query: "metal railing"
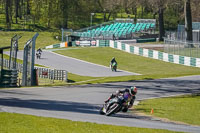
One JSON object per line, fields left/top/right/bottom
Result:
{"left": 166, "top": 30, "right": 200, "bottom": 43}
{"left": 0, "top": 58, "right": 68, "bottom": 82}
{"left": 164, "top": 38, "right": 200, "bottom": 58}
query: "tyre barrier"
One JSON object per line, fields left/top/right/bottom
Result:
{"left": 0, "top": 69, "right": 18, "bottom": 87}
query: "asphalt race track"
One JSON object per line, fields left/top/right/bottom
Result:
{"left": 0, "top": 75, "right": 200, "bottom": 132}
{"left": 2, "top": 50, "right": 200, "bottom": 132}
{"left": 5, "top": 50, "right": 140, "bottom": 77}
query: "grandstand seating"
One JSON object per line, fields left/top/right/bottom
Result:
{"left": 73, "top": 20, "right": 156, "bottom": 40}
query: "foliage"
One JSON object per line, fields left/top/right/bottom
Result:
{"left": 0, "top": 0, "right": 199, "bottom": 31}
{"left": 0, "top": 31, "right": 60, "bottom": 50}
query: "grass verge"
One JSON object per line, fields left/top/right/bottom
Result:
{"left": 0, "top": 31, "right": 60, "bottom": 50}
{"left": 54, "top": 47, "right": 200, "bottom": 78}
{"left": 0, "top": 112, "right": 182, "bottom": 133}
{"left": 134, "top": 94, "right": 200, "bottom": 126}
{"left": 2, "top": 46, "right": 200, "bottom": 86}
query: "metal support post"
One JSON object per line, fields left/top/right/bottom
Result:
{"left": 31, "top": 33, "right": 39, "bottom": 86}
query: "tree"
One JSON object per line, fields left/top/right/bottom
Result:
{"left": 5, "top": 0, "right": 11, "bottom": 29}
{"left": 185, "top": 0, "right": 193, "bottom": 41}
{"left": 97, "top": 0, "right": 122, "bottom": 22}
{"left": 149, "top": 0, "right": 169, "bottom": 41}
{"left": 15, "top": 0, "right": 20, "bottom": 24}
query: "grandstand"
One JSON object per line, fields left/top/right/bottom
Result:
{"left": 71, "top": 19, "right": 156, "bottom": 41}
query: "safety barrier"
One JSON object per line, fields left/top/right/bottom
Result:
{"left": 45, "top": 42, "right": 67, "bottom": 49}
{"left": 109, "top": 40, "right": 200, "bottom": 68}
{"left": 0, "top": 58, "right": 68, "bottom": 82}
{"left": 0, "top": 69, "right": 18, "bottom": 87}
{"left": 45, "top": 39, "right": 200, "bottom": 68}
{"left": 35, "top": 67, "right": 67, "bottom": 81}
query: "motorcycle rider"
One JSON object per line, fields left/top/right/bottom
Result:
{"left": 37, "top": 47, "right": 42, "bottom": 54}
{"left": 110, "top": 57, "right": 117, "bottom": 70}
{"left": 36, "top": 48, "right": 42, "bottom": 59}
{"left": 105, "top": 86, "right": 137, "bottom": 112}
{"left": 110, "top": 57, "right": 117, "bottom": 66}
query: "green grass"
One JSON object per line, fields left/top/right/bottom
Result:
{"left": 0, "top": 31, "right": 60, "bottom": 50}
{"left": 2, "top": 46, "right": 200, "bottom": 85}
{"left": 166, "top": 48, "right": 200, "bottom": 58}
{"left": 54, "top": 47, "right": 200, "bottom": 78}
{"left": 143, "top": 41, "right": 164, "bottom": 44}
{"left": 135, "top": 94, "right": 200, "bottom": 125}
{"left": 0, "top": 112, "right": 182, "bottom": 133}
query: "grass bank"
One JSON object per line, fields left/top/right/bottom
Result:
{"left": 135, "top": 94, "right": 200, "bottom": 126}
{"left": 0, "top": 31, "right": 60, "bottom": 50}
{"left": 2, "top": 46, "right": 200, "bottom": 86}
{"left": 0, "top": 112, "right": 182, "bottom": 133}
{"left": 55, "top": 47, "right": 200, "bottom": 79}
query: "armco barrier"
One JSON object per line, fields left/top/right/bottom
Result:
{"left": 109, "top": 40, "right": 200, "bottom": 68}
{"left": 46, "top": 41, "right": 98, "bottom": 49}
{"left": 136, "top": 38, "right": 156, "bottom": 43}
{"left": 45, "top": 42, "right": 66, "bottom": 49}
{"left": 98, "top": 40, "right": 110, "bottom": 47}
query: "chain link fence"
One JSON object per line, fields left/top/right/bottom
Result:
{"left": 164, "top": 38, "right": 200, "bottom": 58}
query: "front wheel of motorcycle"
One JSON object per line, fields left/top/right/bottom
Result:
{"left": 99, "top": 107, "right": 105, "bottom": 115}
{"left": 106, "top": 103, "right": 120, "bottom": 116}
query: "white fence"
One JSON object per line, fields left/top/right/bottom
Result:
{"left": 0, "top": 58, "right": 68, "bottom": 82}
{"left": 109, "top": 40, "right": 200, "bottom": 68}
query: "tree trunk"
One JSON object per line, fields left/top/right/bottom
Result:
{"left": 5, "top": 0, "right": 11, "bottom": 29}
{"left": 19, "top": 0, "right": 23, "bottom": 19}
{"left": 9, "top": 1, "right": 13, "bottom": 24}
{"left": 185, "top": 0, "right": 193, "bottom": 41}
{"left": 159, "top": 8, "right": 165, "bottom": 41}
{"left": 104, "top": 12, "right": 106, "bottom": 22}
{"left": 59, "top": 0, "right": 68, "bottom": 28}
{"left": 141, "top": 6, "right": 144, "bottom": 19}
{"left": 15, "top": 0, "right": 19, "bottom": 23}
{"left": 107, "top": 12, "right": 112, "bottom": 21}
{"left": 47, "top": 0, "right": 53, "bottom": 28}
{"left": 27, "top": 0, "right": 30, "bottom": 15}
{"left": 124, "top": 0, "right": 129, "bottom": 14}
{"left": 132, "top": 7, "right": 137, "bottom": 23}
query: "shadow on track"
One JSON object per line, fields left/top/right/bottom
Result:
{"left": 0, "top": 97, "right": 157, "bottom": 121}
{"left": 77, "top": 79, "right": 200, "bottom": 95}
{"left": 0, "top": 98, "right": 100, "bottom": 115}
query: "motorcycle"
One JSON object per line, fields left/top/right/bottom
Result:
{"left": 111, "top": 62, "right": 117, "bottom": 72}
{"left": 36, "top": 52, "right": 41, "bottom": 59}
{"left": 99, "top": 92, "right": 131, "bottom": 116}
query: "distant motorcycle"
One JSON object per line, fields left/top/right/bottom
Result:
{"left": 111, "top": 62, "right": 117, "bottom": 72}
{"left": 99, "top": 92, "right": 131, "bottom": 116}
{"left": 36, "top": 52, "right": 41, "bottom": 59}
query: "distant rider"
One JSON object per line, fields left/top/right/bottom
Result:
{"left": 110, "top": 57, "right": 117, "bottom": 67}
{"left": 105, "top": 86, "right": 137, "bottom": 112}
{"left": 36, "top": 48, "right": 42, "bottom": 59}
{"left": 37, "top": 48, "right": 42, "bottom": 54}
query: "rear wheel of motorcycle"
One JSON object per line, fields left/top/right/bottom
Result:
{"left": 106, "top": 103, "right": 120, "bottom": 116}
{"left": 122, "top": 107, "right": 128, "bottom": 112}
